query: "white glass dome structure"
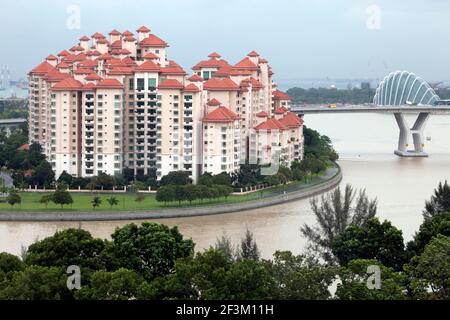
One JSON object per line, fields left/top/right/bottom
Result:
{"left": 373, "top": 71, "right": 439, "bottom": 106}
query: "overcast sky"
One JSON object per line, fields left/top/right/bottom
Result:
{"left": 1, "top": 0, "right": 450, "bottom": 83}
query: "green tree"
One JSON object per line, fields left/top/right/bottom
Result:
{"left": 28, "top": 142, "right": 45, "bottom": 167}
{"left": 423, "top": 181, "right": 450, "bottom": 220}
{"left": 0, "top": 252, "right": 24, "bottom": 274}
{"left": 0, "top": 266, "right": 68, "bottom": 300}
{"left": 109, "top": 223, "right": 194, "bottom": 281}
{"left": 332, "top": 218, "right": 407, "bottom": 271}
{"left": 106, "top": 196, "right": 119, "bottom": 209}
{"left": 335, "top": 259, "right": 407, "bottom": 300}
{"left": 266, "top": 251, "right": 335, "bottom": 300}
{"left": 39, "top": 194, "right": 53, "bottom": 208}
{"left": 91, "top": 196, "right": 102, "bottom": 209}
{"left": 237, "top": 229, "right": 260, "bottom": 261}
{"left": 174, "top": 185, "right": 186, "bottom": 205}
{"left": 406, "top": 235, "right": 450, "bottom": 299}
{"left": 278, "top": 166, "right": 292, "bottom": 182}
{"left": 160, "top": 171, "right": 192, "bottom": 186}
{"left": 183, "top": 184, "right": 197, "bottom": 204}
{"left": 156, "top": 185, "right": 176, "bottom": 204}
{"left": 74, "top": 268, "right": 147, "bottom": 300}
{"left": 212, "top": 172, "right": 231, "bottom": 186}
{"left": 301, "top": 184, "right": 377, "bottom": 264}
{"left": 30, "top": 160, "right": 55, "bottom": 188}
{"left": 6, "top": 191, "right": 21, "bottom": 208}
{"left": 406, "top": 213, "right": 450, "bottom": 258}
{"left": 132, "top": 181, "right": 146, "bottom": 193}
{"left": 198, "top": 172, "right": 214, "bottom": 186}
{"left": 24, "top": 228, "right": 106, "bottom": 271}
{"left": 57, "top": 171, "right": 73, "bottom": 187}
{"left": 52, "top": 184, "right": 73, "bottom": 209}
{"left": 215, "top": 234, "right": 235, "bottom": 261}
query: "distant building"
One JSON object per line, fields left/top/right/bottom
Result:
{"left": 28, "top": 26, "right": 304, "bottom": 182}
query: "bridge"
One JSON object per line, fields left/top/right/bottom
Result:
{"left": 0, "top": 118, "right": 27, "bottom": 136}
{"left": 291, "top": 71, "right": 450, "bottom": 158}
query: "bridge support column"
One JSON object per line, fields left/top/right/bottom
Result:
{"left": 393, "top": 112, "right": 429, "bottom": 157}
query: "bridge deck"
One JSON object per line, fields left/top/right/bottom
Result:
{"left": 292, "top": 104, "right": 450, "bottom": 115}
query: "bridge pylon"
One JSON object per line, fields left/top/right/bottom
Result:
{"left": 393, "top": 112, "right": 429, "bottom": 157}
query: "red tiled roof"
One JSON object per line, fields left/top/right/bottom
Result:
{"left": 111, "top": 40, "right": 122, "bottom": 49}
{"left": 84, "top": 74, "right": 102, "bottom": 81}
{"left": 207, "top": 98, "right": 221, "bottom": 106}
{"left": 106, "top": 66, "right": 135, "bottom": 75}
{"left": 73, "top": 68, "right": 94, "bottom": 75}
{"left": 183, "top": 83, "right": 200, "bottom": 93}
{"left": 44, "top": 69, "right": 71, "bottom": 83}
{"left": 70, "top": 45, "right": 84, "bottom": 52}
{"left": 203, "top": 106, "right": 239, "bottom": 123}
{"left": 96, "top": 38, "right": 109, "bottom": 45}
{"left": 188, "top": 74, "right": 204, "bottom": 82}
{"left": 97, "top": 53, "right": 113, "bottom": 61}
{"left": 140, "top": 34, "right": 168, "bottom": 47}
{"left": 95, "top": 78, "right": 124, "bottom": 89}
{"left": 52, "top": 77, "right": 83, "bottom": 91}
{"left": 109, "top": 29, "right": 121, "bottom": 35}
{"left": 248, "top": 51, "right": 260, "bottom": 57}
{"left": 135, "top": 60, "right": 161, "bottom": 72}
{"left": 274, "top": 106, "right": 289, "bottom": 114}
{"left": 234, "top": 57, "right": 258, "bottom": 70}
{"left": 273, "top": 90, "right": 291, "bottom": 101}
{"left": 203, "top": 78, "right": 239, "bottom": 91}
{"left": 46, "top": 54, "right": 58, "bottom": 61}
{"left": 192, "top": 57, "right": 230, "bottom": 71}
{"left": 82, "top": 82, "right": 96, "bottom": 91}
{"left": 18, "top": 144, "right": 30, "bottom": 151}
{"left": 122, "top": 30, "right": 133, "bottom": 37}
{"left": 78, "top": 59, "right": 98, "bottom": 68}
{"left": 254, "top": 117, "right": 287, "bottom": 131}
{"left": 143, "top": 52, "right": 158, "bottom": 59}
{"left": 161, "top": 61, "right": 186, "bottom": 75}
{"left": 157, "top": 79, "right": 184, "bottom": 90}
{"left": 256, "top": 111, "right": 268, "bottom": 118}
{"left": 121, "top": 57, "right": 137, "bottom": 67}
{"left": 91, "top": 32, "right": 105, "bottom": 39}
{"left": 259, "top": 58, "right": 268, "bottom": 64}
{"left": 279, "top": 112, "right": 304, "bottom": 128}
{"left": 56, "top": 62, "right": 71, "bottom": 69}
{"left": 79, "top": 36, "right": 90, "bottom": 41}
{"left": 208, "top": 52, "right": 221, "bottom": 59}
{"left": 58, "top": 50, "right": 70, "bottom": 57}
{"left": 86, "top": 50, "right": 101, "bottom": 56}
{"left": 29, "top": 61, "right": 55, "bottom": 76}
{"left": 124, "top": 36, "right": 136, "bottom": 42}
{"left": 137, "top": 26, "right": 151, "bottom": 33}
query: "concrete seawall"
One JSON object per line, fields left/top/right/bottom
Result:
{"left": 0, "top": 166, "right": 342, "bottom": 222}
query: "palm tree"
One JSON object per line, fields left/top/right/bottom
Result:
{"left": 91, "top": 196, "right": 102, "bottom": 209}
{"left": 300, "top": 184, "right": 377, "bottom": 264}
{"left": 106, "top": 196, "right": 119, "bottom": 209}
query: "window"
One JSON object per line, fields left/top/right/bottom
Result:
{"left": 148, "top": 78, "right": 156, "bottom": 89}
{"left": 137, "top": 78, "right": 145, "bottom": 91}
{"left": 129, "top": 78, "right": 134, "bottom": 90}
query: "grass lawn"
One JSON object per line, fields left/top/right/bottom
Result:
{"left": 0, "top": 168, "right": 336, "bottom": 212}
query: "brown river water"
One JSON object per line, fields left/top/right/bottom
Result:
{"left": 1, "top": 113, "right": 450, "bottom": 258}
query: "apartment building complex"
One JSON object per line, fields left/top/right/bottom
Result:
{"left": 28, "top": 26, "right": 304, "bottom": 183}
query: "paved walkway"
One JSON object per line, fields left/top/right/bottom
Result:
{"left": 0, "top": 166, "right": 342, "bottom": 221}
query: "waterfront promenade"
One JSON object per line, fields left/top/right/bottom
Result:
{"left": 0, "top": 166, "right": 341, "bottom": 222}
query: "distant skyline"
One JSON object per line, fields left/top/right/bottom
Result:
{"left": 2, "top": 0, "right": 450, "bottom": 83}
